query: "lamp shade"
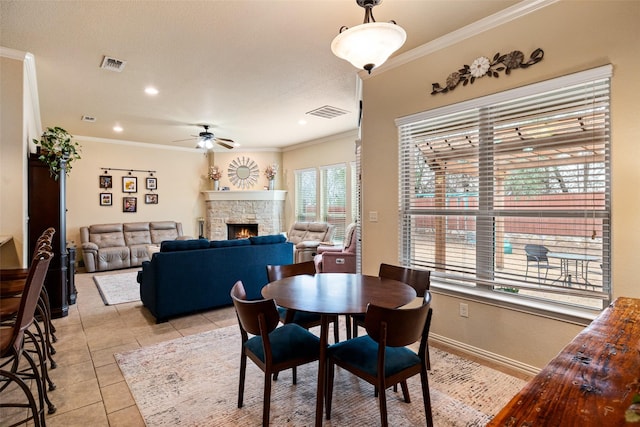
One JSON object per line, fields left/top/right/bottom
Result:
{"left": 331, "top": 21, "right": 406, "bottom": 72}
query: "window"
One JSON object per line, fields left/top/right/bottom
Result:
{"left": 321, "top": 164, "right": 347, "bottom": 241}
{"left": 295, "top": 163, "right": 354, "bottom": 244}
{"left": 397, "top": 66, "right": 612, "bottom": 312}
{"left": 295, "top": 168, "right": 317, "bottom": 222}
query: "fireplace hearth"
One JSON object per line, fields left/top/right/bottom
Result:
{"left": 227, "top": 223, "right": 258, "bottom": 240}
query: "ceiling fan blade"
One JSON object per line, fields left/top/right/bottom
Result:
{"left": 173, "top": 137, "right": 197, "bottom": 143}
{"left": 216, "top": 140, "right": 234, "bottom": 150}
{"left": 215, "top": 137, "right": 234, "bottom": 143}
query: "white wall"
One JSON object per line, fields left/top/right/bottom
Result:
{"left": 360, "top": 0, "right": 640, "bottom": 369}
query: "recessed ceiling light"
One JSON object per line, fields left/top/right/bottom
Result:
{"left": 144, "top": 86, "right": 159, "bottom": 95}
{"left": 298, "top": 119, "right": 307, "bottom": 126}
{"left": 113, "top": 125, "right": 123, "bottom": 132}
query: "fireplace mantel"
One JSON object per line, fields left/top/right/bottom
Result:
{"left": 202, "top": 190, "right": 286, "bottom": 201}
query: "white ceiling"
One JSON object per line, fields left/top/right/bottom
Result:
{"left": 1, "top": 0, "right": 521, "bottom": 151}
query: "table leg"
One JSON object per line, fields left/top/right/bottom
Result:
{"left": 316, "top": 314, "right": 329, "bottom": 426}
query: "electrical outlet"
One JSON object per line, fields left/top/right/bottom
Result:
{"left": 459, "top": 303, "right": 469, "bottom": 318}
{"left": 369, "top": 211, "right": 378, "bottom": 222}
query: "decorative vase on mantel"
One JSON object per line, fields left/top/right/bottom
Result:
{"left": 213, "top": 180, "right": 220, "bottom": 191}
{"left": 268, "top": 179, "right": 274, "bottom": 191}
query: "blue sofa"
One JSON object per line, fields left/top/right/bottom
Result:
{"left": 137, "top": 235, "right": 293, "bottom": 322}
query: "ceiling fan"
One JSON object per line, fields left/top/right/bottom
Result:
{"left": 176, "top": 125, "right": 235, "bottom": 150}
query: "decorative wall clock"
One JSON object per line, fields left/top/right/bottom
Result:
{"left": 228, "top": 156, "right": 259, "bottom": 189}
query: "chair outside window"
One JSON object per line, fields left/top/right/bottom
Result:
{"left": 524, "top": 244, "right": 559, "bottom": 283}
{"left": 326, "top": 293, "right": 434, "bottom": 427}
{"left": 230, "top": 281, "right": 321, "bottom": 426}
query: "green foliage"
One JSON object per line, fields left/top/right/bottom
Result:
{"left": 33, "top": 126, "right": 81, "bottom": 180}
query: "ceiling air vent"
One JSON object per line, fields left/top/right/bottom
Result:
{"left": 306, "top": 105, "right": 349, "bottom": 119}
{"left": 81, "top": 115, "right": 96, "bottom": 122}
{"left": 100, "top": 56, "right": 127, "bottom": 72}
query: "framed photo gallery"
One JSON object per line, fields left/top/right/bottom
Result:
{"left": 99, "top": 171, "right": 158, "bottom": 211}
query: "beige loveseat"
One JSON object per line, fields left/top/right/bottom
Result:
{"left": 287, "top": 221, "right": 335, "bottom": 263}
{"left": 80, "top": 221, "right": 188, "bottom": 272}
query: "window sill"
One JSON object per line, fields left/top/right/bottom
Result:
{"left": 430, "top": 277, "right": 601, "bottom": 327}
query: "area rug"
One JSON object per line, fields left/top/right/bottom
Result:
{"left": 93, "top": 271, "right": 141, "bottom": 305}
{"left": 115, "top": 325, "right": 526, "bottom": 426}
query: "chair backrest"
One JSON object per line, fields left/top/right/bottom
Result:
{"left": 378, "top": 263, "right": 431, "bottom": 297}
{"left": 342, "top": 223, "right": 357, "bottom": 254}
{"left": 364, "top": 296, "right": 431, "bottom": 348}
{"left": 524, "top": 244, "right": 549, "bottom": 261}
{"left": 266, "top": 261, "right": 316, "bottom": 282}
{"left": 7, "top": 251, "right": 53, "bottom": 354}
{"left": 230, "top": 280, "right": 280, "bottom": 337}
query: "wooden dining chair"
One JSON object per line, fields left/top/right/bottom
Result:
{"left": 0, "top": 250, "right": 54, "bottom": 427}
{"left": 326, "top": 293, "right": 434, "bottom": 427}
{"left": 352, "top": 263, "right": 431, "bottom": 338}
{"left": 230, "top": 281, "right": 321, "bottom": 427}
{"left": 266, "top": 261, "right": 342, "bottom": 343}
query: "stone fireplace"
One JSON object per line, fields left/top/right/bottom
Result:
{"left": 202, "top": 190, "right": 286, "bottom": 240}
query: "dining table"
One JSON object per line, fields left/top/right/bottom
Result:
{"left": 547, "top": 252, "right": 600, "bottom": 288}
{"left": 261, "top": 272, "right": 417, "bottom": 427}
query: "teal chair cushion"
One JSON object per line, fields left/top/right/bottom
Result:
{"left": 328, "top": 335, "right": 420, "bottom": 377}
{"left": 245, "top": 323, "right": 320, "bottom": 364}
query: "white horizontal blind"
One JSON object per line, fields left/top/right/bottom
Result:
{"left": 321, "top": 164, "right": 347, "bottom": 242}
{"left": 398, "top": 67, "right": 611, "bottom": 310}
{"left": 295, "top": 168, "right": 317, "bottom": 222}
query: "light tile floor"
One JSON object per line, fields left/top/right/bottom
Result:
{"left": 5, "top": 268, "right": 531, "bottom": 426}
{"left": 29, "top": 268, "right": 237, "bottom": 426}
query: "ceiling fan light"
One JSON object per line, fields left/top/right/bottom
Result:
{"left": 331, "top": 21, "right": 406, "bottom": 73}
{"left": 204, "top": 139, "right": 214, "bottom": 150}
{"left": 196, "top": 138, "right": 205, "bottom": 149}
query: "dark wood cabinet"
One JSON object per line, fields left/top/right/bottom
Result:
{"left": 28, "top": 154, "right": 76, "bottom": 318}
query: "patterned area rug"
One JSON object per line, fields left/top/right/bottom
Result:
{"left": 115, "top": 325, "right": 525, "bottom": 426}
{"left": 93, "top": 271, "right": 141, "bottom": 305}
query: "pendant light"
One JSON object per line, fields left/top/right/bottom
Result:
{"left": 331, "top": 0, "right": 406, "bottom": 74}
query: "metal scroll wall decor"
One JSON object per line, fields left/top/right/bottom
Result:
{"left": 431, "top": 48, "right": 544, "bottom": 95}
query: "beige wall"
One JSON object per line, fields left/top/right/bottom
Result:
{"left": 0, "top": 56, "right": 26, "bottom": 267}
{"left": 210, "top": 150, "right": 282, "bottom": 192}
{"left": 360, "top": 1, "right": 640, "bottom": 368}
{"left": 282, "top": 130, "right": 358, "bottom": 229}
{"left": 67, "top": 138, "right": 209, "bottom": 261}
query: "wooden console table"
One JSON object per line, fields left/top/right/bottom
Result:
{"left": 489, "top": 297, "right": 640, "bottom": 426}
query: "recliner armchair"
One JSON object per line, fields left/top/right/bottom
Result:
{"left": 314, "top": 223, "right": 357, "bottom": 273}
{"left": 286, "top": 221, "right": 335, "bottom": 263}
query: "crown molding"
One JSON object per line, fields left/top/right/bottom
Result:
{"left": 363, "top": 0, "right": 560, "bottom": 78}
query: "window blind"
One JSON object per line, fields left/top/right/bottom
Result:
{"left": 295, "top": 168, "right": 317, "bottom": 222}
{"left": 397, "top": 66, "right": 612, "bottom": 311}
{"left": 321, "top": 164, "right": 347, "bottom": 242}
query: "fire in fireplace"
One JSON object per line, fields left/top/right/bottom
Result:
{"left": 227, "top": 223, "right": 258, "bottom": 240}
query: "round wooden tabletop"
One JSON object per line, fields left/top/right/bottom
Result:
{"left": 261, "top": 273, "right": 417, "bottom": 315}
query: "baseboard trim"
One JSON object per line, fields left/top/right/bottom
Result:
{"left": 430, "top": 333, "right": 540, "bottom": 377}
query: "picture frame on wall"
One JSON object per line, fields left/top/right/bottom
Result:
{"left": 146, "top": 177, "right": 157, "bottom": 190}
{"left": 145, "top": 193, "right": 158, "bottom": 204}
{"left": 99, "top": 192, "right": 112, "bottom": 206}
{"left": 122, "top": 176, "right": 137, "bottom": 193}
{"left": 123, "top": 196, "right": 137, "bottom": 212}
{"left": 99, "top": 175, "right": 113, "bottom": 189}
